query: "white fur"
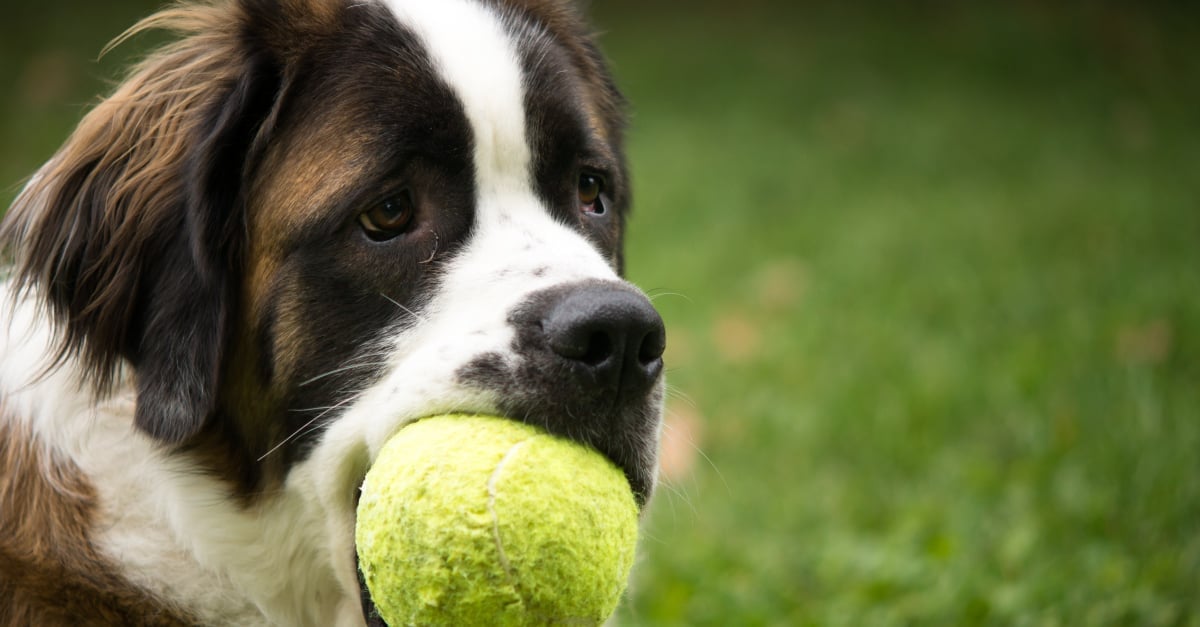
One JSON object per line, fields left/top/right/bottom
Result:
{"left": 1, "top": 1, "right": 638, "bottom": 625}
{"left": 383, "top": 0, "right": 532, "bottom": 199}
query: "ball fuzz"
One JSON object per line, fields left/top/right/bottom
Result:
{"left": 355, "top": 414, "right": 639, "bottom": 626}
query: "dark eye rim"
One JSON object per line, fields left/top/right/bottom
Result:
{"left": 579, "top": 171, "right": 606, "bottom": 215}
{"left": 358, "top": 189, "right": 417, "bottom": 242}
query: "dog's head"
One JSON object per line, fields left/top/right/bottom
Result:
{"left": 4, "top": 0, "right": 662, "bottom": 535}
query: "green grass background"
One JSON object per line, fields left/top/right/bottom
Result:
{"left": 4, "top": 1, "right": 1199, "bottom": 625}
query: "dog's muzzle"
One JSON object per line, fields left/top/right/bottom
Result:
{"left": 457, "top": 279, "right": 666, "bottom": 505}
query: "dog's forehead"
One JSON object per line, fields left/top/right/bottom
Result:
{"left": 250, "top": 0, "right": 604, "bottom": 238}
{"left": 383, "top": 0, "right": 533, "bottom": 201}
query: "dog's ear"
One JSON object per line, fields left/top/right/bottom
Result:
{"left": 0, "top": 4, "right": 288, "bottom": 444}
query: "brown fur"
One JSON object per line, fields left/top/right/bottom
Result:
{"left": 0, "top": 0, "right": 338, "bottom": 478}
{"left": 3, "top": 3, "right": 244, "bottom": 394}
{"left": 0, "top": 420, "right": 194, "bottom": 626}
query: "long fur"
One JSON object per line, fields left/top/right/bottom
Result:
{"left": 2, "top": 2, "right": 283, "bottom": 444}
{"left": 0, "top": 1, "right": 660, "bottom": 624}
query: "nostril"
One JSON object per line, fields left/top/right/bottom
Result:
{"left": 581, "top": 330, "right": 614, "bottom": 367}
{"left": 638, "top": 328, "right": 666, "bottom": 366}
{"left": 546, "top": 322, "right": 614, "bottom": 366}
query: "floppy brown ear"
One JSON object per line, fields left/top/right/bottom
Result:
{"left": 0, "top": 4, "right": 285, "bottom": 444}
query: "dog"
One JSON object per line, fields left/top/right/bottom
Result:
{"left": 0, "top": 0, "right": 665, "bottom": 624}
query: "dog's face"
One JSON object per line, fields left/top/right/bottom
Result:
{"left": 232, "top": 0, "right": 665, "bottom": 501}
{"left": 218, "top": 0, "right": 667, "bottom": 497}
{"left": 2, "top": 0, "right": 663, "bottom": 599}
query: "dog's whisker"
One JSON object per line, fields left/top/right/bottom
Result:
{"left": 380, "top": 292, "right": 428, "bottom": 324}
{"left": 256, "top": 422, "right": 320, "bottom": 463}
{"left": 688, "top": 442, "right": 730, "bottom": 497}
{"left": 665, "top": 384, "right": 697, "bottom": 408}
{"left": 257, "top": 396, "right": 356, "bottom": 462}
{"left": 656, "top": 475, "right": 699, "bottom": 519}
{"left": 298, "top": 361, "right": 388, "bottom": 388}
{"left": 645, "top": 289, "right": 692, "bottom": 304}
{"left": 289, "top": 422, "right": 332, "bottom": 450}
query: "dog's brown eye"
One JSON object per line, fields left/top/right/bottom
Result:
{"left": 579, "top": 173, "right": 604, "bottom": 215}
{"left": 359, "top": 190, "right": 416, "bottom": 241}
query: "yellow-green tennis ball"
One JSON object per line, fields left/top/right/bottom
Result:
{"left": 355, "top": 414, "right": 639, "bottom": 626}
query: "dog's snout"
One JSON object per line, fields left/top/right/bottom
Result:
{"left": 458, "top": 279, "right": 667, "bottom": 502}
{"left": 543, "top": 286, "right": 665, "bottom": 398}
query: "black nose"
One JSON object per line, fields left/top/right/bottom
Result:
{"left": 542, "top": 284, "right": 666, "bottom": 400}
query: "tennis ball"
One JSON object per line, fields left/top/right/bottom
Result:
{"left": 355, "top": 414, "right": 639, "bottom": 626}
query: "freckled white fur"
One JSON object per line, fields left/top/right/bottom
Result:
{"left": 1, "top": 2, "right": 646, "bottom": 625}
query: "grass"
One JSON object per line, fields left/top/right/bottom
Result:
{"left": 5, "top": 1, "right": 1200, "bottom": 625}
{"left": 590, "top": 2, "right": 1200, "bottom": 625}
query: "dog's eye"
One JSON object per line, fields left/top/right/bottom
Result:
{"left": 579, "top": 173, "right": 605, "bottom": 215}
{"left": 359, "top": 190, "right": 416, "bottom": 241}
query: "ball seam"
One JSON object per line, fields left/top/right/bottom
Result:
{"left": 486, "top": 436, "right": 534, "bottom": 582}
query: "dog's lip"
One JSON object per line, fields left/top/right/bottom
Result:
{"left": 355, "top": 551, "right": 385, "bottom": 626}
{"left": 352, "top": 468, "right": 388, "bottom": 625}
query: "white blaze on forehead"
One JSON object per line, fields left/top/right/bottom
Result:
{"left": 383, "top": 0, "right": 532, "bottom": 200}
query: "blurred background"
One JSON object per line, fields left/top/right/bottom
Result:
{"left": 4, "top": 1, "right": 1199, "bottom": 624}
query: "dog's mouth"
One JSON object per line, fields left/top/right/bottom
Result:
{"left": 348, "top": 407, "right": 655, "bottom": 625}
